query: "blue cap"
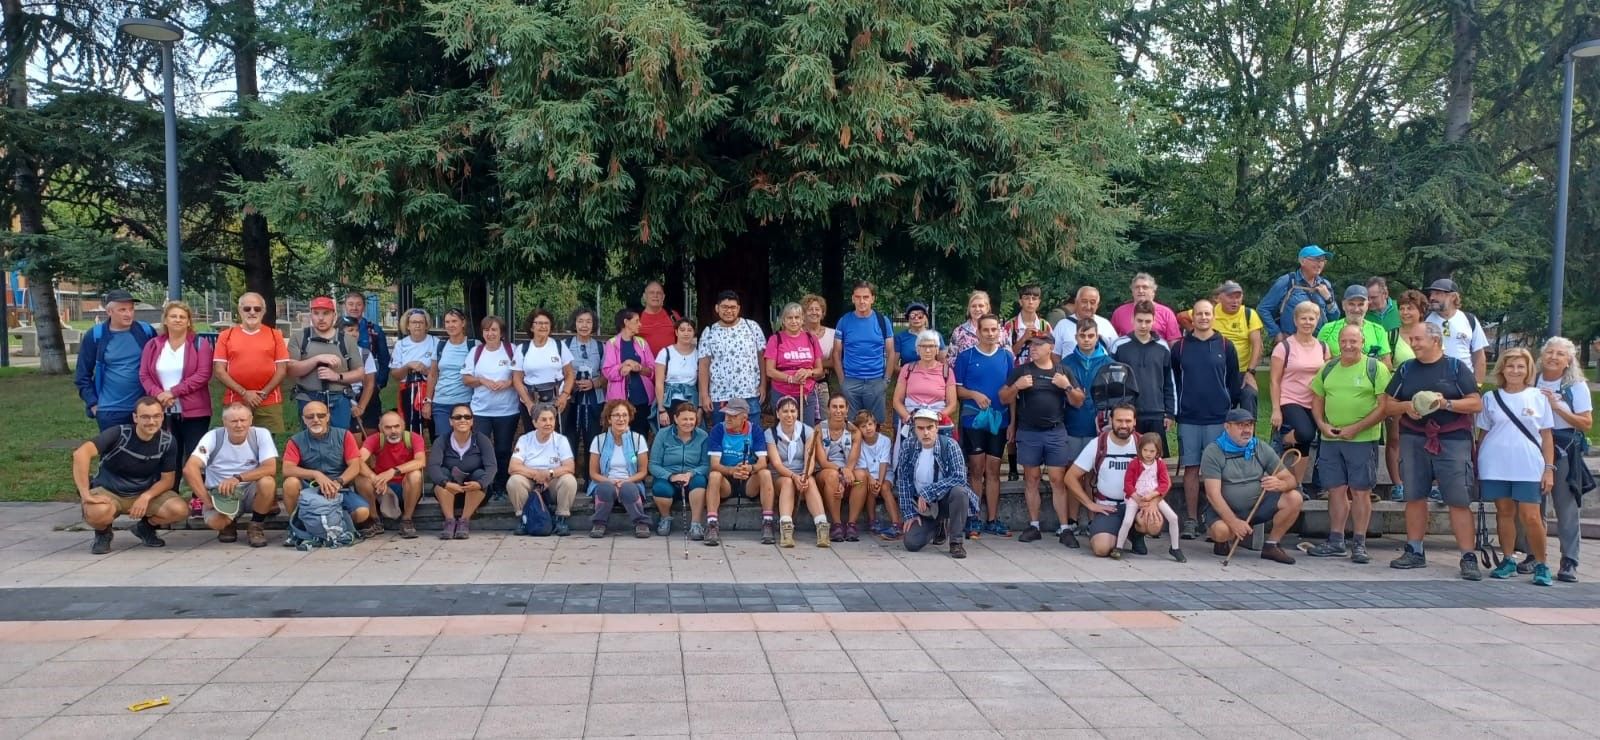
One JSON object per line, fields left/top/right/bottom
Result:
{"left": 1298, "top": 245, "right": 1332, "bottom": 260}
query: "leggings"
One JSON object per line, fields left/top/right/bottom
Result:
{"left": 166, "top": 416, "right": 211, "bottom": 495}
{"left": 591, "top": 481, "right": 649, "bottom": 527}
{"left": 1277, "top": 404, "right": 1317, "bottom": 454}
{"left": 475, "top": 414, "right": 519, "bottom": 492}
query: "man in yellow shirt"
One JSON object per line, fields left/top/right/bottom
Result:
{"left": 1209, "top": 281, "right": 1264, "bottom": 416}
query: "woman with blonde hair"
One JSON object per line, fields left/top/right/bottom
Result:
{"left": 1478, "top": 347, "right": 1556, "bottom": 586}
{"left": 139, "top": 301, "right": 214, "bottom": 512}
{"left": 800, "top": 294, "right": 834, "bottom": 407}
{"left": 1268, "top": 301, "right": 1326, "bottom": 485}
{"left": 948, "top": 290, "right": 991, "bottom": 363}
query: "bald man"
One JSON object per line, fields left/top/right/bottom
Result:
{"left": 356, "top": 411, "right": 428, "bottom": 538}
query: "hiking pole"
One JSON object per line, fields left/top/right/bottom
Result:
{"left": 1223, "top": 448, "right": 1302, "bottom": 567}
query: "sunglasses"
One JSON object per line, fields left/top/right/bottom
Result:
{"left": 240, "top": 306, "right": 264, "bottom": 314}
{"left": 303, "top": 413, "right": 329, "bottom": 420}
{"left": 451, "top": 414, "right": 474, "bottom": 421}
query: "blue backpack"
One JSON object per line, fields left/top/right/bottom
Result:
{"left": 287, "top": 490, "right": 360, "bottom": 550}
{"left": 519, "top": 488, "right": 554, "bottom": 536}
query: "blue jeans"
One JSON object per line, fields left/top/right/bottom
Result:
{"left": 841, "top": 377, "right": 887, "bottom": 426}
{"left": 298, "top": 393, "right": 353, "bottom": 432}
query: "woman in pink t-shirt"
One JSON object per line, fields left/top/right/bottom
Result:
{"left": 893, "top": 330, "right": 958, "bottom": 428}
{"left": 1269, "top": 301, "right": 1328, "bottom": 485}
{"left": 765, "top": 303, "right": 824, "bottom": 425}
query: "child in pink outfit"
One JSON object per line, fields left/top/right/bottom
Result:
{"left": 1116, "top": 433, "right": 1185, "bottom": 561}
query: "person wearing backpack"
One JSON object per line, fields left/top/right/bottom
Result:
{"left": 75, "top": 289, "right": 157, "bottom": 430}
{"left": 507, "top": 404, "right": 579, "bottom": 537}
{"left": 1257, "top": 245, "right": 1339, "bottom": 343}
{"left": 287, "top": 296, "right": 367, "bottom": 431}
{"left": 1476, "top": 348, "right": 1557, "bottom": 586}
{"left": 281, "top": 400, "right": 381, "bottom": 541}
{"left": 342, "top": 292, "right": 391, "bottom": 396}
{"left": 588, "top": 400, "right": 653, "bottom": 538}
{"left": 427, "top": 403, "right": 498, "bottom": 540}
{"left": 1535, "top": 337, "right": 1592, "bottom": 583}
{"left": 1423, "top": 278, "right": 1489, "bottom": 383}
{"left": 460, "top": 316, "right": 520, "bottom": 495}
{"left": 832, "top": 281, "right": 897, "bottom": 425}
{"left": 1064, "top": 405, "right": 1173, "bottom": 560}
{"left": 355, "top": 412, "right": 429, "bottom": 539}
{"left": 1268, "top": 301, "right": 1328, "bottom": 488}
{"left": 183, "top": 402, "right": 279, "bottom": 547}
{"left": 72, "top": 396, "right": 186, "bottom": 554}
{"left": 766, "top": 303, "right": 826, "bottom": 426}
{"left": 389, "top": 309, "right": 438, "bottom": 436}
{"left": 1307, "top": 325, "right": 1393, "bottom": 565}
{"left": 600, "top": 309, "right": 653, "bottom": 437}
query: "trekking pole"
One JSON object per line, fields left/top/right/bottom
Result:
{"left": 1223, "top": 448, "right": 1302, "bottom": 567}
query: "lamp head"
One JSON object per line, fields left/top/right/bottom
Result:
{"left": 1570, "top": 39, "right": 1600, "bottom": 59}
{"left": 118, "top": 17, "right": 183, "bottom": 43}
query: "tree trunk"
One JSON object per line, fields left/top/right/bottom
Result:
{"left": 693, "top": 232, "right": 771, "bottom": 331}
{"left": 231, "top": 0, "right": 278, "bottom": 326}
{"left": 5, "top": 0, "right": 67, "bottom": 373}
{"left": 663, "top": 253, "right": 687, "bottom": 317}
{"left": 1423, "top": 0, "right": 1480, "bottom": 282}
{"left": 821, "top": 231, "right": 845, "bottom": 325}
{"left": 463, "top": 274, "right": 489, "bottom": 337}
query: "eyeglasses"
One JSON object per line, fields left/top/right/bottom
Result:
{"left": 609, "top": 412, "right": 632, "bottom": 419}
{"left": 451, "top": 414, "right": 474, "bottom": 421}
{"left": 240, "top": 306, "right": 264, "bottom": 314}
{"left": 303, "top": 413, "right": 329, "bottom": 420}
{"left": 134, "top": 414, "right": 164, "bottom": 422}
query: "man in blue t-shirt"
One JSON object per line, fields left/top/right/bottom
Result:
{"left": 75, "top": 289, "right": 156, "bottom": 430}
{"left": 833, "top": 281, "right": 896, "bottom": 425}
{"left": 700, "top": 399, "right": 771, "bottom": 546}
{"left": 954, "top": 314, "right": 1014, "bottom": 536}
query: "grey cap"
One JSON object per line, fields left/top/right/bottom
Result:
{"left": 1343, "top": 285, "right": 1369, "bottom": 301}
{"left": 103, "top": 289, "right": 135, "bottom": 304}
{"left": 1224, "top": 408, "right": 1255, "bottom": 424}
{"left": 722, "top": 398, "right": 751, "bottom": 416}
{"left": 1426, "top": 278, "right": 1460, "bottom": 294}
{"left": 1216, "top": 280, "right": 1244, "bottom": 295}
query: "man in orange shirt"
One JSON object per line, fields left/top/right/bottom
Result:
{"left": 213, "top": 293, "right": 290, "bottom": 432}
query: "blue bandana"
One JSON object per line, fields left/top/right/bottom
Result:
{"left": 1215, "top": 431, "right": 1258, "bottom": 460}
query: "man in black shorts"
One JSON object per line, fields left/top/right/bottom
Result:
{"left": 1000, "top": 333, "right": 1079, "bottom": 546}
{"left": 954, "top": 314, "right": 1015, "bottom": 536}
{"left": 1201, "top": 409, "right": 1302, "bottom": 564}
{"left": 1112, "top": 301, "right": 1175, "bottom": 456}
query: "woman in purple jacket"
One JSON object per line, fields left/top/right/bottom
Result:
{"left": 139, "top": 301, "right": 214, "bottom": 505}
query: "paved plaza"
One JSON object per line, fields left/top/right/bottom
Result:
{"left": 2, "top": 502, "right": 1598, "bottom": 738}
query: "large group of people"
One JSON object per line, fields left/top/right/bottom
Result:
{"left": 69, "top": 253, "right": 1592, "bottom": 582}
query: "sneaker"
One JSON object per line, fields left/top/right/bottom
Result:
{"left": 634, "top": 523, "right": 652, "bottom": 538}
{"left": 218, "top": 521, "right": 238, "bottom": 543}
{"left": 246, "top": 522, "right": 268, "bottom": 548}
{"left": 1072, "top": 521, "right": 1089, "bottom": 537}
{"left": 399, "top": 519, "right": 418, "bottom": 539}
{"left": 657, "top": 516, "right": 673, "bottom": 537}
{"left": 1460, "top": 553, "right": 1484, "bottom": 581}
{"left": 1349, "top": 542, "right": 1371, "bottom": 564}
{"left": 1389, "top": 546, "right": 1426, "bottom": 569}
{"left": 555, "top": 515, "right": 570, "bottom": 536}
{"left": 1490, "top": 557, "right": 1519, "bottom": 580}
{"left": 130, "top": 519, "right": 166, "bottom": 548}
{"left": 689, "top": 522, "right": 706, "bottom": 541}
{"left": 985, "top": 519, "right": 1011, "bottom": 537}
{"left": 949, "top": 541, "right": 967, "bottom": 559}
{"left": 760, "top": 520, "right": 775, "bottom": 545}
{"left": 1260, "top": 544, "right": 1296, "bottom": 564}
{"left": 1018, "top": 525, "right": 1042, "bottom": 543}
{"left": 779, "top": 521, "right": 795, "bottom": 548}
{"left": 1130, "top": 534, "right": 1147, "bottom": 556}
{"left": 377, "top": 489, "right": 401, "bottom": 519}
{"left": 1390, "top": 484, "right": 1405, "bottom": 502}
{"left": 879, "top": 523, "right": 902, "bottom": 542}
{"left": 844, "top": 522, "right": 860, "bottom": 542}
{"left": 1107, "top": 548, "right": 1122, "bottom": 560}
{"left": 440, "top": 519, "right": 457, "bottom": 540}
{"left": 590, "top": 523, "right": 607, "bottom": 538}
{"left": 1558, "top": 558, "right": 1579, "bottom": 583}
{"left": 1532, "top": 563, "right": 1554, "bottom": 587}
{"left": 965, "top": 519, "right": 982, "bottom": 540}
{"left": 1516, "top": 555, "right": 1537, "bottom": 575}
{"left": 452, "top": 520, "right": 470, "bottom": 539}
{"left": 933, "top": 527, "right": 948, "bottom": 546}
{"left": 816, "top": 522, "right": 831, "bottom": 548}
{"left": 1169, "top": 547, "right": 1187, "bottom": 563}
{"left": 1180, "top": 519, "right": 1198, "bottom": 540}
{"left": 1428, "top": 486, "right": 1443, "bottom": 503}
{"left": 1057, "top": 528, "right": 1079, "bottom": 549}
{"left": 703, "top": 521, "right": 720, "bottom": 546}
{"left": 359, "top": 521, "right": 384, "bottom": 538}
{"left": 1305, "top": 541, "right": 1348, "bottom": 558}
{"left": 90, "top": 528, "right": 113, "bottom": 555}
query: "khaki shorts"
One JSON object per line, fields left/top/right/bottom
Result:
{"left": 85, "top": 487, "right": 182, "bottom": 517}
{"left": 253, "top": 402, "right": 286, "bottom": 433}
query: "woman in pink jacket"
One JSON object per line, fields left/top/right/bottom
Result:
{"left": 139, "top": 301, "right": 215, "bottom": 504}
{"left": 602, "top": 309, "right": 657, "bottom": 438}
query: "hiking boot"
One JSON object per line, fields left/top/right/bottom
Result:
{"left": 130, "top": 519, "right": 166, "bottom": 548}
{"left": 1057, "top": 527, "right": 1079, "bottom": 549}
{"left": 1490, "top": 557, "right": 1519, "bottom": 580}
{"left": 359, "top": 520, "right": 384, "bottom": 538}
{"left": 1558, "top": 558, "right": 1579, "bottom": 583}
{"left": 589, "top": 523, "right": 607, "bottom": 538}
{"left": 452, "top": 520, "right": 470, "bottom": 539}
{"left": 1018, "top": 525, "right": 1042, "bottom": 543}
{"left": 1107, "top": 548, "right": 1122, "bottom": 560}
{"left": 1213, "top": 541, "right": 1231, "bottom": 557}
{"left": 1349, "top": 542, "right": 1371, "bottom": 565}
{"left": 246, "top": 522, "right": 268, "bottom": 548}
{"left": 1516, "top": 555, "right": 1537, "bottom": 575}
{"left": 779, "top": 521, "right": 795, "bottom": 548}
{"left": 555, "top": 516, "right": 570, "bottom": 537}
{"left": 1260, "top": 544, "right": 1296, "bottom": 564}
{"left": 1532, "top": 563, "right": 1554, "bottom": 587}
{"left": 1305, "top": 541, "right": 1348, "bottom": 558}
{"left": 816, "top": 521, "right": 831, "bottom": 548}
{"left": 1130, "top": 534, "right": 1147, "bottom": 556}
{"left": 1180, "top": 519, "right": 1198, "bottom": 540}
{"left": 1169, "top": 547, "right": 1187, "bottom": 563}
{"left": 656, "top": 516, "right": 673, "bottom": 537}
{"left": 1389, "top": 546, "right": 1427, "bottom": 569}
{"left": 90, "top": 529, "right": 113, "bottom": 555}
{"left": 440, "top": 519, "right": 457, "bottom": 540}
{"left": 949, "top": 541, "right": 967, "bottom": 559}
{"left": 634, "top": 523, "right": 651, "bottom": 538}
{"left": 399, "top": 519, "right": 418, "bottom": 539}
{"left": 703, "top": 521, "right": 720, "bottom": 546}
{"left": 844, "top": 522, "right": 860, "bottom": 542}
{"left": 689, "top": 522, "right": 706, "bottom": 541}
{"left": 1460, "top": 553, "right": 1484, "bottom": 581}
{"left": 985, "top": 519, "right": 1011, "bottom": 537}
{"left": 933, "top": 527, "right": 948, "bottom": 546}
{"left": 218, "top": 520, "right": 238, "bottom": 543}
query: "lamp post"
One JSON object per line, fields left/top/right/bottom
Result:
{"left": 1549, "top": 38, "right": 1600, "bottom": 339}
{"left": 117, "top": 17, "right": 185, "bottom": 302}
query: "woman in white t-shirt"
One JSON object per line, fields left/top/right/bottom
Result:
{"left": 513, "top": 308, "right": 575, "bottom": 432}
{"left": 138, "top": 301, "right": 214, "bottom": 507}
{"left": 1477, "top": 347, "right": 1556, "bottom": 586}
{"left": 460, "top": 316, "right": 520, "bottom": 493}
{"left": 655, "top": 319, "right": 701, "bottom": 428}
{"left": 766, "top": 397, "right": 821, "bottom": 548}
{"left": 1536, "top": 337, "right": 1592, "bottom": 584}
{"left": 389, "top": 309, "right": 437, "bottom": 434}
{"left": 588, "top": 400, "right": 652, "bottom": 538}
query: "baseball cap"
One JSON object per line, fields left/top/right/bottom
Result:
{"left": 103, "top": 289, "right": 135, "bottom": 304}
{"left": 310, "top": 296, "right": 337, "bottom": 311}
{"left": 1343, "top": 285, "right": 1369, "bottom": 301}
{"left": 1426, "top": 278, "right": 1460, "bottom": 294}
{"left": 722, "top": 398, "right": 750, "bottom": 416}
{"left": 1030, "top": 332, "right": 1056, "bottom": 345}
{"left": 911, "top": 408, "right": 942, "bottom": 423}
{"left": 1224, "top": 408, "right": 1255, "bottom": 424}
{"left": 1216, "top": 280, "right": 1244, "bottom": 295}
{"left": 904, "top": 302, "right": 929, "bottom": 318}
{"left": 1298, "top": 245, "right": 1332, "bottom": 260}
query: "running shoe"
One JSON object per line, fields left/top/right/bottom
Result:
{"left": 1389, "top": 546, "right": 1426, "bottom": 569}
{"left": 985, "top": 519, "right": 1011, "bottom": 537}
{"left": 1460, "top": 553, "right": 1484, "bottom": 581}
{"left": 1018, "top": 525, "right": 1042, "bottom": 543}
{"left": 1532, "top": 563, "right": 1554, "bottom": 587}
{"left": 1305, "top": 541, "right": 1349, "bottom": 558}
{"left": 1490, "top": 557, "right": 1519, "bottom": 580}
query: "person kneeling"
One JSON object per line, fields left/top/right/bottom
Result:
{"left": 896, "top": 409, "right": 977, "bottom": 559}
{"left": 1201, "top": 409, "right": 1303, "bottom": 564}
{"left": 73, "top": 396, "right": 187, "bottom": 554}
{"left": 281, "top": 401, "right": 381, "bottom": 544}
{"left": 183, "top": 402, "right": 279, "bottom": 547}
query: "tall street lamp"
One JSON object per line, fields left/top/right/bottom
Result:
{"left": 118, "top": 17, "right": 185, "bottom": 302}
{"left": 1549, "top": 38, "right": 1600, "bottom": 339}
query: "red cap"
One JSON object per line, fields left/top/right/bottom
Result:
{"left": 309, "top": 296, "right": 336, "bottom": 311}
